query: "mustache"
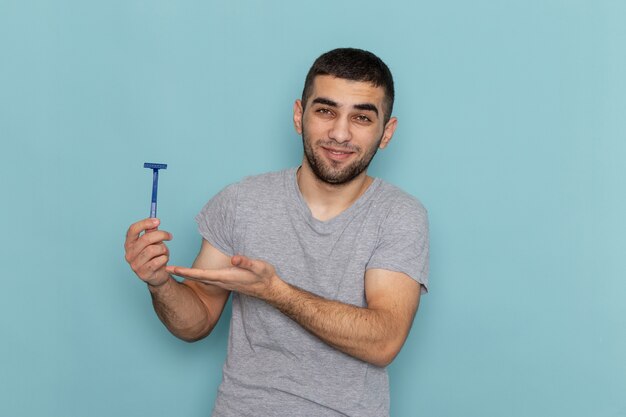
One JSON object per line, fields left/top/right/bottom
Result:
{"left": 317, "top": 140, "right": 360, "bottom": 152}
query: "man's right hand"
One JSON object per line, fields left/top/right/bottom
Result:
{"left": 124, "top": 218, "right": 173, "bottom": 287}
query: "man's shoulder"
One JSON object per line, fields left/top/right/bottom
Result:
{"left": 238, "top": 167, "right": 295, "bottom": 188}
{"left": 218, "top": 168, "right": 295, "bottom": 204}
{"left": 373, "top": 178, "right": 428, "bottom": 218}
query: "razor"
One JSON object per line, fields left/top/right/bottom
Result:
{"left": 143, "top": 162, "right": 167, "bottom": 218}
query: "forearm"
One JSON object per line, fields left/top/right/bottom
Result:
{"left": 267, "top": 279, "right": 401, "bottom": 367}
{"left": 148, "top": 276, "right": 212, "bottom": 342}
{"left": 164, "top": 255, "right": 418, "bottom": 364}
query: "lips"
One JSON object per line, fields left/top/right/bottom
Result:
{"left": 321, "top": 146, "right": 355, "bottom": 161}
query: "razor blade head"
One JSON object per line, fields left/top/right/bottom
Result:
{"left": 144, "top": 162, "right": 168, "bottom": 170}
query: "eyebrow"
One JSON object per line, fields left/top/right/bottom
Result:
{"left": 353, "top": 103, "right": 379, "bottom": 116}
{"left": 312, "top": 97, "right": 379, "bottom": 116}
{"left": 312, "top": 97, "right": 338, "bottom": 107}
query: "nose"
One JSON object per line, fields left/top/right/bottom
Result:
{"left": 328, "top": 117, "right": 351, "bottom": 143}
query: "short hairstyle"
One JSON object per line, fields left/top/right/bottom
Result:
{"left": 301, "top": 48, "right": 395, "bottom": 124}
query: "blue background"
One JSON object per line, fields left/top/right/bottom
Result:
{"left": 1, "top": 1, "right": 624, "bottom": 416}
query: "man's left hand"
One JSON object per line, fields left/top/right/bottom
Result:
{"left": 166, "top": 255, "right": 279, "bottom": 300}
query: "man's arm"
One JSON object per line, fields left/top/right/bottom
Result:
{"left": 148, "top": 240, "right": 231, "bottom": 342}
{"left": 270, "top": 268, "right": 421, "bottom": 367}
{"left": 167, "top": 256, "right": 421, "bottom": 366}
{"left": 125, "top": 218, "right": 230, "bottom": 342}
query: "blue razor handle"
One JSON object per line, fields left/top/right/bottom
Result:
{"left": 144, "top": 163, "right": 167, "bottom": 218}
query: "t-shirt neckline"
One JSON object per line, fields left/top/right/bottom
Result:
{"left": 287, "top": 166, "right": 381, "bottom": 233}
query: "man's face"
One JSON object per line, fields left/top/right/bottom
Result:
{"left": 294, "top": 75, "right": 397, "bottom": 185}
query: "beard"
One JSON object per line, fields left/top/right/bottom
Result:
{"left": 302, "top": 131, "right": 382, "bottom": 185}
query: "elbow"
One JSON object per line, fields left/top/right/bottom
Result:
{"left": 169, "top": 321, "right": 213, "bottom": 343}
{"left": 369, "top": 358, "right": 393, "bottom": 368}
{"left": 178, "top": 334, "right": 204, "bottom": 343}
{"left": 368, "top": 341, "right": 402, "bottom": 368}
{"left": 370, "top": 353, "right": 397, "bottom": 368}
{"left": 174, "top": 328, "right": 210, "bottom": 343}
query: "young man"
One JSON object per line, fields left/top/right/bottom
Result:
{"left": 124, "top": 48, "right": 429, "bottom": 417}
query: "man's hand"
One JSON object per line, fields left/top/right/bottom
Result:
{"left": 125, "top": 218, "right": 173, "bottom": 287}
{"left": 166, "top": 254, "right": 420, "bottom": 367}
{"left": 166, "top": 255, "right": 278, "bottom": 299}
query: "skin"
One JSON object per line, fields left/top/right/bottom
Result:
{"left": 124, "top": 75, "right": 421, "bottom": 367}
{"left": 294, "top": 75, "right": 398, "bottom": 220}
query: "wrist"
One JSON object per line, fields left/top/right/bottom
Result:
{"left": 147, "top": 275, "right": 172, "bottom": 292}
{"left": 264, "top": 275, "right": 291, "bottom": 307}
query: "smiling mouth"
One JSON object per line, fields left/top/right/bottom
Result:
{"left": 321, "top": 147, "right": 355, "bottom": 161}
{"left": 322, "top": 146, "right": 355, "bottom": 154}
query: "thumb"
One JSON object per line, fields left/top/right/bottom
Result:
{"left": 231, "top": 255, "right": 265, "bottom": 275}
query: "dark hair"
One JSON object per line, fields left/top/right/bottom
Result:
{"left": 301, "top": 48, "right": 395, "bottom": 124}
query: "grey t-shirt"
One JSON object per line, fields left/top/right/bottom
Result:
{"left": 196, "top": 168, "right": 429, "bottom": 417}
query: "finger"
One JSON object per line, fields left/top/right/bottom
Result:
{"left": 139, "top": 229, "right": 173, "bottom": 246}
{"left": 136, "top": 254, "right": 169, "bottom": 278}
{"left": 166, "top": 266, "right": 225, "bottom": 283}
{"left": 125, "top": 218, "right": 160, "bottom": 247}
{"left": 132, "top": 241, "right": 169, "bottom": 269}
{"left": 127, "top": 230, "right": 173, "bottom": 261}
{"left": 172, "top": 273, "right": 210, "bottom": 285}
{"left": 166, "top": 265, "right": 203, "bottom": 278}
{"left": 231, "top": 255, "right": 264, "bottom": 275}
{"left": 166, "top": 266, "right": 198, "bottom": 284}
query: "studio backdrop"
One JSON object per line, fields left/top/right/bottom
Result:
{"left": 1, "top": 1, "right": 624, "bottom": 416}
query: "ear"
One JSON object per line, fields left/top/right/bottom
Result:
{"left": 378, "top": 117, "right": 398, "bottom": 149}
{"left": 293, "top": 100, "right": 304, "bottom": 134}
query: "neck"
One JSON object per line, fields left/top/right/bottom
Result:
{"left": 297, "top": 160, "right": 373, "bottom": 222}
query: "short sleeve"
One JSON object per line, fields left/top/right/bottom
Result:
{"left": 366, "top": 197, "right": 430, "bottom": 292}
{"left": 194, "top": 183, "right": 239, "bottom": 257}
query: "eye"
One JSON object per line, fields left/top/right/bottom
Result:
{"left": 315, "top": 108, "right": 334, "bottom": 117}
{"left": 354, "top": 114, "right": 372, "bottom": 123}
